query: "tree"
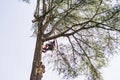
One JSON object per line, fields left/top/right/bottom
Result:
{"left": 23, "top": 0, "right": 120, "bottom": 80}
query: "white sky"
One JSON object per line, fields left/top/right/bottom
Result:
{"left": 0, "top": 0, "right": 120, "bottom": 80}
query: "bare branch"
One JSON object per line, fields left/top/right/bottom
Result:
{"left": 91, "top": 20, "right": 120, "bottom": 32}
{"left": 72, "top": 35, "right": 99, "bottom": 79}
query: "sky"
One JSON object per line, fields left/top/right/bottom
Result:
{"left": 0, "top": 0, "right": 120, "bottom": 80}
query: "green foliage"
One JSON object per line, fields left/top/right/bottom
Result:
{"left": 30, "top": 0, "right": 120, "bottom": 80}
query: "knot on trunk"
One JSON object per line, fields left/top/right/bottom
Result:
{"left": 34, "top": 61, "right": 45, "bottom": 80}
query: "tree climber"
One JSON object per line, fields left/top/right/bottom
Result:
{"left": 42, "top": 40, "right": 55, "bottom": 53}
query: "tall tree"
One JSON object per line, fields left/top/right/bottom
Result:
{"left": 23, "top": 0, "right": 120, "bottom": 80}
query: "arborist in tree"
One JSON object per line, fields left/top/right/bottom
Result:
{"left": 42, "top": 40, "right": 55, "bottom": 53}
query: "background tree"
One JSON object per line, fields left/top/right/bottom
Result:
{"left": 23, "top": 0, "right": 120, "bottom": 80}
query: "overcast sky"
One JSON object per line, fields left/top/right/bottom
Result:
{"left": 0, "top": 0, "right": 120, "bottom": 80}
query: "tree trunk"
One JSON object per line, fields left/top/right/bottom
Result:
{"left": 30, "top": 0, "right": 45, "bottom": 79}
{"left": 30, "top": 29, "right": 44, "bottom": 80}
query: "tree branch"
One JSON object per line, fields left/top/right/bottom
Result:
{"left": 72, "top": 35, "right": 99, "bottom": 79}
{"left": 91, "top": 20, "right": 120, "bottom": 32}
{"left": 43, "top": 20, "right": 90, "bottom": 41}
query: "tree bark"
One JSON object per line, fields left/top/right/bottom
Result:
{"left": 30, "top": 28, "right": 44, "bottom": 80}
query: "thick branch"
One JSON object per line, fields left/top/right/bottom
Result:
{"left": 43, "top": 21, "right": 90, "bottom": 41}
